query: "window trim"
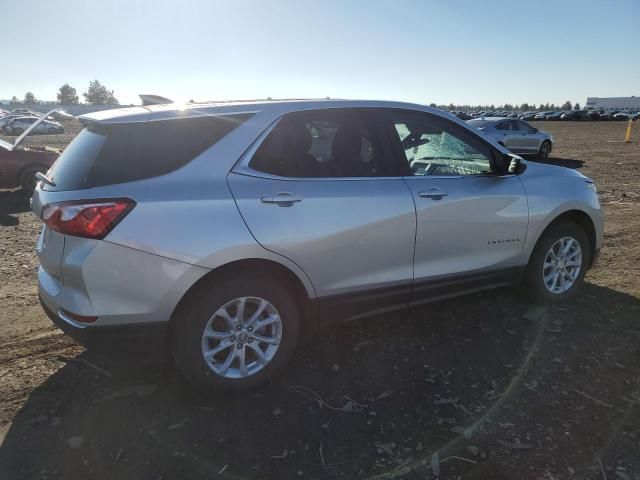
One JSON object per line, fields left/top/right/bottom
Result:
{"left": 380, "top": 108, "right": 505, "bottom": 177}
{"left": 232, "top": 108, "right": 404, "bottom": 181}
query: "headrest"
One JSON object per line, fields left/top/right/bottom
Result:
{"left": 331, "top": 126, "right": 362, "bottom": 158}
{"left": 281, "top": 121, "right": 312, "bottom": 154}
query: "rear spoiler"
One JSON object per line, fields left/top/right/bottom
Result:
{"left": 139, "top": 94, "right": 174, "bottom": 106}
{"left": 0, "top": 109, "right": 70, "bottom": 151}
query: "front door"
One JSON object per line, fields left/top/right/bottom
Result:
{"left": 384, "top": 110, "right": 529, "bottom": 303}
{"left": 228, "top": 108, "right": 416, "bottom": 321}
{"left": 515, "top": 120, "right": 542, "bottom": 153}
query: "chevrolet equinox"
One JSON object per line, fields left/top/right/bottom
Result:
{"left": 32, "top": 100, "right": 603, "bottom": 392}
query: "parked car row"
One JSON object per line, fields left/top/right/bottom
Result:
{"left": 451, "top": 109, "right": 639, "bottom": 122}
{"left": 0, "top": 108, "right": 66, "bottom": 135}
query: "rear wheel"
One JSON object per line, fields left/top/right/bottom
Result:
{"left": 12, "top": 127, "right": 24, "bottom": 135}
{"left": 538, "top": 140, "right": 551, "bottom": 160}
{"left": 19, "top": 166, "right": 46, "bottom": 193}
{"left": 522, "top": 222, "right": 590, "bottom": 304}
{"left": 172, "top": 271, "right": 300, "bottom": 393}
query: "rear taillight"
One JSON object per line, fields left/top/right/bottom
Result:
{"left": 41, "top": 198, "right": 135, "bottom": 239}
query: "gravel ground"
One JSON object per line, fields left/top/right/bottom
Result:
{"left": 0, "top": 121, "right": 639, "bottom": 480}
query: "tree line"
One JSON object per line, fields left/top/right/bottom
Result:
{"left": 10, "top": 80, "right": 119, "bottom": 107}
{"left": 429, "top": 101, "right": 581, "bottom": 112}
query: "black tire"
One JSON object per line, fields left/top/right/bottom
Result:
{"left": 19, "top": 166, "right": 46, "bottom": 193}
{"left": 538, "top": 140, "right": 551, "bottom": 160}
{"left": 172, "top": 271, "right": 300, "bottom": 393}
{"left": 12, "top": 127, "right": 24, "bottom": 135}
{"left": 522, "top": 222, "right": 590, "bottom": 305}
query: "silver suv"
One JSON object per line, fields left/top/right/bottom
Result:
{"left": 32, "top": 100, "right": 603, "bottom": 392}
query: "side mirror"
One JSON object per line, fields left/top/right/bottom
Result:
{"left": 506, "top": 155, "right": 527, "bottom": 175}
{"left": 532, "top": 127, "right": 539, "bottom": 133}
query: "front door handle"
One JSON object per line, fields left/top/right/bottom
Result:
{"left": 260, "top": 192, "right": 303, "bottom": 206}
{"left": 418, "top": 188, "right": 448, "bottom": 200}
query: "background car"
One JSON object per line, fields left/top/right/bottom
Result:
{"left": 547, "top": 111, "right": 565, "bottom": 120}
{"left": 468, "top": 117, "right": 553, "bottom": 159}
{"left": 613, "top": 112, "right": 632, "bottom": 120}
{"left": 584, "top": 110, "right": 600, "bottom": 121}
{"left": 533, "top": 111, "right": 554, "bottom": 120}
{"left": 560, "top": 111, "right": 587, "bottom": 120}
{"left": 0, "top": 146, "right": 59, "bottom": 192}
{"left": 453, "top": 111, "right": 472, "bottom": 120}
{"left": 0, "top": 114, "right": 37, "bottom": 129}
{"left": 3, "top": 117, "right": 64, "bottom": 135}
{"left": 519, "top": 112, "right": 536, "bottom": 120}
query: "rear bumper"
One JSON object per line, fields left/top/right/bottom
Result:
{"left": 40, "top": 294, "right": 168, "bottom": 351}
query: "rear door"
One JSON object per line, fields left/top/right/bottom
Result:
{"left": 383, "top": 109, "right": 529, "bottom": 303}
{"left": 229, "top": 108, "right": 417, "bottom": 320}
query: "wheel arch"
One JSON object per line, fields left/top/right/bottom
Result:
{"left": 534, "top": 209, "right": 597, "bottom": 267}
{"left": 168, "top": 258, "right": 315, "bottom": 337}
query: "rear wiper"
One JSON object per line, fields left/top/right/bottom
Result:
{"left": 35, "top": 171, "right": 56, "bottom": 187}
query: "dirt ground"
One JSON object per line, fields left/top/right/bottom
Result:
{"left": 0, "top": 121, "right": 639, "bottom": 480}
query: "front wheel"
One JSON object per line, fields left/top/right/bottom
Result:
{"left": 522, "top": 222, "right": 590, "bottom": 304}
{"left": 172, "top": 271, "right": 300, "bottom": 393}
{"left": 12, "top": 127, "right": 24, "bottom": 135}
{"left": 538, "top": 140, "right": 551, "bottom": 160}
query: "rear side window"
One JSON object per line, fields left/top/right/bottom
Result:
{"left": 249, "top": 109, "right": 387, "bottom": 178}
{"left": 45, "top": 114, "right": 253, "bottom": 190}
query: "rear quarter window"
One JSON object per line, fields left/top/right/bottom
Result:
{"left": 45, "top": 113, "right": 253, "bottom": 191}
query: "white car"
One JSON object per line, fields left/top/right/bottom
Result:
{"left": 3, "top": 117, "right": 64, "bottom": 135}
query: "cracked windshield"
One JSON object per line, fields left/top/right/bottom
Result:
{"left": 1, "top": 1, "right": 639, "bottom": 479}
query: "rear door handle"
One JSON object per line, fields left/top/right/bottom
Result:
{"left": 260, "top": 192, "right": 303, "bottom": 206}
{"left": 418, "top": 188, "right": 448, "bottom": 200}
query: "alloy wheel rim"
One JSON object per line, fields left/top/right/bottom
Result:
{"left": 541, "top": 142, "right": 550, "bottom": 157}
{"left": 201, "top": 296, "right": 282, "bottom": 379}
{"left": 542, "top": 236, "right": 582, "bottom": 294}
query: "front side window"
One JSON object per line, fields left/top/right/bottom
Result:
{"left": 249, "top": 109, "right": 386, "bottom": 178}
{"left": 389, "top": 111, "right": 493, "bottom": 176}
{"left": 517, "top": 120, "right": 534, "bottom": 132}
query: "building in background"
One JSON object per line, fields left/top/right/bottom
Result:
{"left": 585, "top": 96, "right": 640, "bottom": 112}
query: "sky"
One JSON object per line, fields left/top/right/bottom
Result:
{"left": 1, "top": 0, "right": 639, "bottom": 107}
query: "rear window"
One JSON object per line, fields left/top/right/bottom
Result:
{"left": 45, "top": 113, "right": 253, "bottom": 190}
